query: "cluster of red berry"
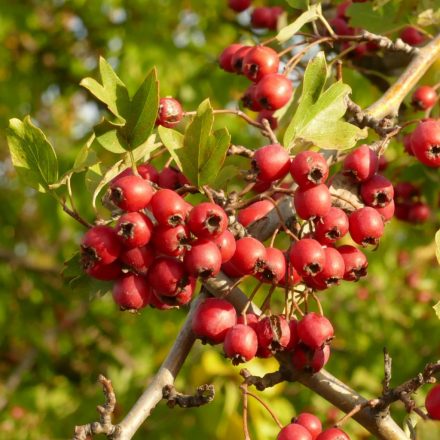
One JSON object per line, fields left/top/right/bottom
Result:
{"left": 277, "top": 413, "right": 350, "bottom": 440}
{"left": 228, "top": 0, "right": 284, "bottom": 31}
{"left": 394, "top": 182, "right": 431, "bottom": 224}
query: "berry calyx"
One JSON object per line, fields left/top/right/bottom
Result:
{"left": 349, "top": 207, "right": 384, "bottom": 246}
{"left": 360, "top": 175, "right": 394, "bottom": 208}
{"left": 314, "top": 207, "right": 349, "bottom": 245}
{"left": 289, "top": 239, "right": 326, "bottom": 277}
{"left": 115, "top": 212, "right": 154, "bottom": 248}
{"left": 257, "top": 247, "right": 286, "bottom": 284}
{"left": 231, "top": 45, "right": 252, "bottom": 73}
{"left": 110, "top": 175, "right": 153, "bottom": 212}
{"left": 342, "top": 145, "right": 378, "bottom": 182}
{"left": 187, "top": 202, "right": 228, "bottom": 239}
{"left": 223, "top": 324, "right": 258, "bottom": 364}
{"left": 290, "top": 151, "right": 329, "bottom": 187}
{"left": 81, "top": 226, "right": 121, "bottom": 268}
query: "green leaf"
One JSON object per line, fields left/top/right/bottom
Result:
{"left": 158, "top": 125, "right": 184, "bottom": 170}
{"left": 6, "top": 116, "right": 58, "bottom": 193}
{"left": 434, "top": 301, "right": 440, "bottom": 320}
{"left": 125, "top": 68, "right": 159, "bottom": 150}
{"left": 130, "top": 133, "right": 161, "bottom": 163}
{"left": 85, "top": 163, "right": 104, "bottom": 194}
{"left": 94, "top": 119, "right": 129, "bottom": 153}
{"left": 435, "top": 229, "right": 440, "bottom": 265}
{"left": 80, "top": 57, "right": 130, "bottom": 122}
{"left": 91, "top": 159, "right": 124, "bottom": 210}
{"left": 276, "top": 4, "right": 321, "bottom": 43}
{"left": 73, "top": 134, "right": 98, "bottom": 172}
{"left": 214, "top": 165, "right": 240, "bottom": 189}
{"left": 286, "top": 0, "right": 309, "bottom": 10}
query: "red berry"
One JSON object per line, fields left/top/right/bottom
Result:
{"left": 230, "top": 237, "right": 267, "bottom": 275}
{"left": 228, "top": 0, "right": 251, "bottom": 13}
{"left": 150, "top": 189, "right": 190, "bottom": 226}
{"left": 360, "top": 175, "right": 394, "bottom": 207}
{"left": 403, "top": 133, "right": 414, "bottom": 156}
{"left": 294, "top": 184, "right": 331, "bottom": 220}
{"left": 277, "top": 423, "right": 312, "bottom": 440}
{"left": 237, "top": 313, "right": 259, "bottom": 327}
{"left": 255, "top": 315, "right": 290, "bottom": 356}
{"left": 184, "top": 239, "right": 222, "bottom": 278}
{"left": 110, "top": 175, "right": 153, "bottom": 212}
{"left": 336, "top": 0, "right": 351, "bottom": 19}
{"left": 375, "top": 199, "right": 395, "bottom": 222}
{"left": 292, "top": 344, "right": 331, "bottom": 373}
{"left": 314, "top": 247, "right": 345, "bottom": 288}
{"left": 137, "top": 163, "right": 159, "bottom": 183}
{"left": 113, "top": 274, "right": 150, "bottom": 310}
{"left": 394, "top": 182, "right": 420, "bottom": 201}
{"left": 153, "top": 278, "right": 195, "bottom": 308}
{"left": 290, "top": 151, "right": 329, "bottom": 187}
{"left": 408, "top": 202, "right": 431, "bottom": 223}
{"left": 329, "top": 17, "right": 354, "bottom": 36}
{"left": 238, "top": 200, "right": 274, "bottom": 227}
{"left": 187, "top": 202, "right": 228, "bottom": 239}
{"left": 251, "top": 7, "right": 276, "bottom": 29}
{"left": 152, "top": 224, "right": 190, "bottom": 257}
{"left": 314, "top": 207, "right": 349, "bottom": 245}
{"left": 147, "top": 256, "right": 191, "bottom": 297}
{"left": 298, "top": 312, "right": 334, "bottom": 349}
{"left": 231, "top": 45, "right": 253, "bottom": 73}
{"left": 243, "top": 46, "right": 280, "bottom": 83}
{"left": 412, "top": 86, "right": 438, "bottom": 110}
{"left": 349, "top": 207, "right": 384, "bottom": 246}
{"left": 158, "top": 166, "right": 181, "bottom": 189}
{"left": 219, "top": 43, "right": 245, "bottom": 72}
{"left": 115, "top": 212, "right": 154, "bottom": 248}
{"left": 120, "top": 245, "right": 155, "bottom": 275}
{"left": 343, "top": 145, "right": 378, "bottom": 182}
{"left": 316, "top": 427, "right": 350, "bottom": 440}
{"left": 224, "top": 324, "right": 258, "bottom": 364}
{"left": 289, "top": 239, "right": 326, "bottom": 277}
{"left": 257, "top": 247, "right": 286, "bottom": 284}
{"left": 279, "top": 263, "right": 302, "bottom": 288}
{"left": 337, "top": 245, "right": 368, "bottom": 281}
{"left": 410, "top": 120, "right": 440, "bottom": 168}
{"left": 255, "top": 73, "right": 293, "bottom": 110}
{"left": 378, "top": 155, "right": 388, "bottom": 171}
{"left": 257, "top": 109, "right": 278, "bottom": 129}
{"left": 192, "top": 298, "right": 237, "bottom": 345}
{"left": 221, "top": 260, "right": 244, "bottom": 278}
{"left": 86, "top": 261, "right": 122, "bottom": 281}
{"left": 400, "top": 26, "right": 425, "bottom": 46}
{"left": 242, "top": 83, "right": 263, "bottom": 112}
{"left": 253, "top": 144, "right": 291, "bottom": 182}
{"left": 81, "top": 226, "right": 121, "bottom": 268}
{"left": 157, "top": 97, "right": 183, "bottom": 128}
{"left": 426, "top": 384, "right": 440, "bottom": 420}
{"left": 293, "top": 413, "right": 322, "bottom": 440}
{"left": 285, "top": 319, "right": 299, "bottom": 351}
{"left": 213, "top": 230, "right": 236, "bottom": 263}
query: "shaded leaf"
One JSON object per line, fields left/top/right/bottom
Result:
{"left": 6, "top": 116, "right": 58, "bottom": 193}
{"left": 158, "top": 125, "right": 184, "bottom": 170}
{"left": 276, "top": 4, "right": 321, "bottom": 43}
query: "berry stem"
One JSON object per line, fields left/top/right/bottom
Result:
{"left": 244, "top": 390, "right": 283, "bottom": 429}
{"left": 240, "top": 383, "right": 252, "bottom": 440}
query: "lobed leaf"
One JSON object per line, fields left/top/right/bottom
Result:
{"left": 276, "top": 4, "right": 321, "bottom": 43}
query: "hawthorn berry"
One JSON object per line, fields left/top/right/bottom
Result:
{"left": 336, "top": 0, "right": 351, "bottom": 19}
{"left": 394, "top": 182, "right": 420, "bottom": 201}
{"left": 81, "top": 226, "right": 121, "bottom": 268}
{"left": 110, "top": 175, "right": 153, "bottom": 212}
{"left": 228, "top": 0, "right": 251, "bottom": 13}
{"left": 251, "top": 7, "right": 276, "bottom": 30}
{"left": 223, "top": 324, "right": 258, "bottom": 364}
{"left": 137, "top": 163, "right": 159, "bottom": 183}
{"left": 292, "top": 343, "right": 331, "bottom": 373}
{"left": 243, "top": 46, "right": 280, "bottom": 83}
{"left": 349, "top": 207, "right": 384, "bottom": 246}
{"left": 192, "top": 298, "right": 237, "bottom": 345}
{"left": 412, "top": 86, "right": 438, "bottom": 110}
{"left": 219, "top": 43, "right": 245, "bottom": 72}
{"left": 375, "top": 199, "right": 395, "bottom": 222}
{"left": 156, "top": 97, "right": 183, "bottom": 128}
{"left": 314, "top": 247, "right": 345, "bottom": 288}
{"left": 277, "top": 423, "right": 312, "bottom": 440}
{"left": 115, "top": 212, "right": 154, "bottom": 248}
{"left": 316, "top": 427, "right": 350, "bottom": 440}
{"left": 410, "top": 120, "right": 440, "bottom": 168}
{"left": 289, "top": 239, "right": 326, "bottom": 277}
{"left": 184, "top": 238, "right": 222, "bottom": 278}
{"left": 229, "top": 237, "right": 267, "bottom": 275}
{"left": 221, "top": 260, "right": 244, "bottom": 278}
{"left": 112, "top": 274, "right": 150, "bottom": 310}
{"left": 294, "top": 184, "right": 331, "bottom": 220}
{"left": 257, "top": 109, "right": 278, "bottom": 129}
{"left": 337, "top": 245, "right": 368, "bottom": 281}
{"left": 212, "top": 230, "right": 236, "bottom": 263}
{"left": 425, "top": 384, "right": 440, "bottom": 420}
{"left": 290, "top": 151, "right": 329, "bottom": 187}
{"left": 329, "top": 17, "right": 354, "bottom": 36}
{"left": 231, "top": 45, "right": 252, "bottom": 73}
{"left": 400, "top": 26, "right": 425, "bottom": 46}
{"left": 257, "top": 247, "right": 286, "bottom": 284}
{"left": 314, "top": 207, "right": 349, "bottom": 245}
{"left": 157, "top": 166, "right": 181, "bottom": 189}
{"left": 293, "top": 413, "right": 322, "bottom": 440}
{"left": 86, "top": 261, "right": 122, "bottom": 281}
{"left": 255, "top": 73, "right": 293, "bottom": 110}
{"left": 298, "top": 313, "right": 334, "bottom": 350}
{"left": 187, "top": 202, "right": 228, "bottom": 239}
{"left": 252, "top": 144, "right": 291, "bottom": 182}
{"left": 119, "top": 245, "right": 155, "bottom": 275}
{"left": 342, "top": 145, "right": 378, "bottom": 182}
{"left": 150, "top": 189, "right": 190, "bottom": 226}
{"left": 285, "top": 319, "right": 299, "bottom": 351}
{"left": 153, "top": 277, "right": 196, "bottom": 308}
{"left": 238, "top": 200, "right": 274, "bottom": 227}
{"left": 408, "top": 202, "right": 431, "bottom": 223}
{"left": 360, "top": 175, "right": 394, "bottom": 207}
{"left": 242, "top": 84, "right": 263, "bottom": 111}
{"left": 255, "top": 315, "right": 290, "bottom": 356}
{"left": 147, "top": 256, "right": 190, "bottom": 297}
{"left": 403, "top": 133, "right": 414, "bottom": 156}
{"left": 152, "top": 224, "right": 190, "bottom": 257}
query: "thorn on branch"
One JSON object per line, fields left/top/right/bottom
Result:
{"left": 73, "top": 375, "right": 119, "bottom": 440}
{"left": 162, "top": 384, "right": 215, "bottom": 408}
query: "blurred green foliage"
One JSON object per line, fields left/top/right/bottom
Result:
{"left": 0, "top": 1, "right": 439, "bottom": 439}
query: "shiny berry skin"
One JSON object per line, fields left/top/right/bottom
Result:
{"left": 292, "top": 344, "right": 331, "bottom": 373}
{"left": 219, "top": 43, "right": 244, "bottom": 72}
{"left": 410, "top": 120, "right": 440, "bottom": 167}
{"left": 360, "top": 175, "right": 394, "bottom": 207}
{"left": 150, "top": 189, "right": 190, "bottom": 226}
{"left": 228, "top": 0, "right": 251, "bottom": 12}
{"left": 224, "top": 324, "right": 258, "bottom": 364}
{"left": 316, "top": 427, "right": 350, "bottom": 440}
{"left": 290, "top": 151, "right": 329, "bottom": 187}
{"left": 86, "top": 261, "right": 122, "bottom": 281}
{"left": 293, "top": 413, "right": 322, "bottom": 440}
{"left": 81, "top": 226, "right": 121, "bottom": 268}
{"left": 256, "top": 315, "right": 290, "bottom": 356}
{"left": 349, "top": 207, "right": 384, "bottom": 246}
{"left": 213, "top": 230, "right": 236, "bottom": 263}
{"left": 289, "top": 239, "right": 326, "bottom": 277}
{"left": 426, "top": 384, "right": 440, "bottom": 420}
{"left": 412, "top": 86, "right": 438, "bottom": 110}
{"left": 294, "top": 184, "right": 331, "bottom": 220}
{"left": 184, "top": 239, "right": 222, "bottom": 278}
{"left": 251, "top": 7, "right": 276, "bottom": 29}
{"left": 242, "top": 84, "right": 263, "bottom": 112}
{"left": 255, "top": 73, "right": 293, "bottom": 110}
{"left": 337, "top": 245, "right": 368, "bottom": 281}
{"left": 314, "top": 207, "right": 349, "bottom": 245}
{"left": 243, "top": 46, "right": 280, "bottom": 83}
{"left": 314, "top": 247, "right": 345, "bottom": 288}
{"left": 110, "top": 175, "right": 153, "bottom": 212}
{"left": 257, "top": 109, "right": 278, "bottom": 129}
{"left": 298, "top": 313, "right": 334, "bottom": 349}
{"left": 156, "top": 97, "right": 183, "bottom": 128}
{"left": 408, "top": 202, "right": 431, "bottom": 223}
{"left": 257, "top": 247, "right": 286, "bottom": 284}
{"left": 343, "top": 145, "right": 378, "bottom": 182}
{"left": 147, "top": 257, "right": 190, "bottom": 297}
{"left": 400, "top": 26, "right": 425, "bottom": 46}
{"left": 152, "top": 224, "right": 190, "bottom": 257}
{"left": 115, "top": 212, "right": 154, "bottom": 248}
{"left": 192, "top": 298, "right": 237, "bottom": 345}
{"left": 375, "top": 199, "right": 395, "bottom": 222}
{"left": 277, "top": 423, "right": 312, "bottom": 440}
{"left": 253, "top": 144, "right": 291, "bottom": 182}
{"left": 230, "top": 237, "right": 267, "bottom": 275}
{"left": 112, "top": 274, "right": 150, "bottom": 310}
{"left": 231, "top": 45, "right": 252, "bottom": 73}
{"left": 238, "top": 200, "right": 274, "bottom": 227}
{"left": 120, "top": 245, "right": 154, "bottom": 275}
{"left": 187, "top": 202, "right": 228, "bottom": 239}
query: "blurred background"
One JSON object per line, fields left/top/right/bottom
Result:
{"left": 0, "top": 0, "right": 439, "bottom": 439}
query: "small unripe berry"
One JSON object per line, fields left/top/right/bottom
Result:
{"left": 289, "top": 239, "right": 326, "bottom": 277}
{"left": 224, "top": 324, "right": 258, "bottom": 364}
{"left": 426, "top": 384, "right": 440, "bottom": 420}
{"left": 277, "top": 423, "right": 312, "bottom": 440}
{"left": 297, "top": 312, "right": 334, "bottom": 349}
{"left": 112, "top": 274, "right": 151, "bottom": 310}
{"left": 337, "top": 245, "right": 368, "bottom": 281}
{"left": 81, "top": 226, "right": 121, "bottom": 268}
{"left": 184, "top": 239, "right": 222, "bottom": 278}
{"left": 294, "top": 184, "right": 331, "bottom": 220}
{"left": 255, "top": 74, "right": 293, "bottom": 110}
{"left": 343, "top": 145, "right": 378, "bottom": 182}
{"left": 251, "top": 7, "right": 277, "bottom": 30}
{"left": 252, "top": 144, "right": 291, "bottom": 182}
{"left": 115, "top": 212, "right": 154, "bottom": 248}
{"left": 290, "top": 151, "right": 329, "bottom": 187}
{"left": 156, "top": 97, "right": 183, "bottom": 128}
{"left": 110, "top": 175, "right": 153, "bottom": 212}
{"left": 187, "top": 202, "right": 228, "bottom": 239}
{"left": 349, "top": 207, "right": 384, "bottom": 246}
{"left": 412, "top": 86, "right": 438, "bottom": 110}
{"left": 408, "top": 202, "right": 431, "bottom": 223}
{"left": 243, "top": 45, "right": 280, "bottom": 83}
